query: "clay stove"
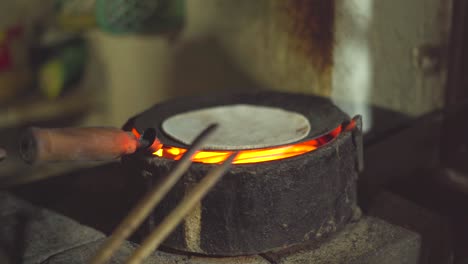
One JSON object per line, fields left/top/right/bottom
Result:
{"left": 123, "top": 91, "right": 363, "bottom": 256}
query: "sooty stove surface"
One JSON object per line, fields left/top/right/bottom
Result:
{"left": 0, "top": 190, "right": 420, "bottom": 264}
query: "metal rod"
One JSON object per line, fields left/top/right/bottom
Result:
{"left": 125, "top": 152, "right": 237, "bottom": 264}
{"left": 88, "top": 124, "right": 218, "bottom": 264}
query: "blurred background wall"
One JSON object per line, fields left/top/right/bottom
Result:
{"left": 0, "top": 0, "right": 453, "bottom": 130}
{"left": 81, "top": 0, "right": 452, "bottom": 130}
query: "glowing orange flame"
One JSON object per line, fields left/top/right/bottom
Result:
{"left": 131, "top": 128, "right": 141, "bottom": 139}
{"left": 152, "top": 139, "right": 319, "bottom": 164}
{"left": 138, "top": 119, "right": 356, "bottom": 164}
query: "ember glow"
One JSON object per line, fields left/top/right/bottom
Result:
{"left": 153, "top": 139, "right": 319, "bottom": 164}
{"left": 131, "top": 128, "right": 141, "bottom": 138}
{"left": 136, "top": 121, "right": 354, "bottom": 165}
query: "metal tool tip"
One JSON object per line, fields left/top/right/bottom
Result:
{"left": 139, "top": 128, "right": 157, "bottom": 149}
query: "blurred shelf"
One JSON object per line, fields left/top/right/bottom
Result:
{"left": 0, "top": 89, "right": 95, "bottom": 128}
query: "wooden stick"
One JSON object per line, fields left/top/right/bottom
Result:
{"left": 20, "top": 127, "right": 139, "bottom": 164}
{"left": 125, "top": 152, "right": 237, "bottom": 264}
{"left": 88, "top": 124, "right": 218, "bottom": 264}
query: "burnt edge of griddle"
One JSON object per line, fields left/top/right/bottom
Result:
{"left": 139, "top": 129, "right": 355, "bottom": 171}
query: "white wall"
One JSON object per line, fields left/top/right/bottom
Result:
{"left": 333, "top": 0, "right": 452, "bottom": 130}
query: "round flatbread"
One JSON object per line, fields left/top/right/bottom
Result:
{"left": 162, "top": 104, "right": 311, "bottom": 150}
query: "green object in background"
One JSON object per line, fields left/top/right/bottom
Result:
{"left": 54, "top": 0, "right": 97, "bottom": 31}
{"left": 95, "top": 0, "right": 185, "bottom": 34}
{"left": 39, "top": 42, "right": 87, "bottom": 99}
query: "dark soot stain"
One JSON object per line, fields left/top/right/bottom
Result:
{"left": 286, "top": 0, "right": 335, "bottom": 72}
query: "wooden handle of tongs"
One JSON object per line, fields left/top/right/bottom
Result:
{"left": 19, "top": 127, "right": 154, "bottom": 164}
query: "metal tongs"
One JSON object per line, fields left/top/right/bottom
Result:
{"left": 89, "top": 124, "right": 237, "bottom": 264}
